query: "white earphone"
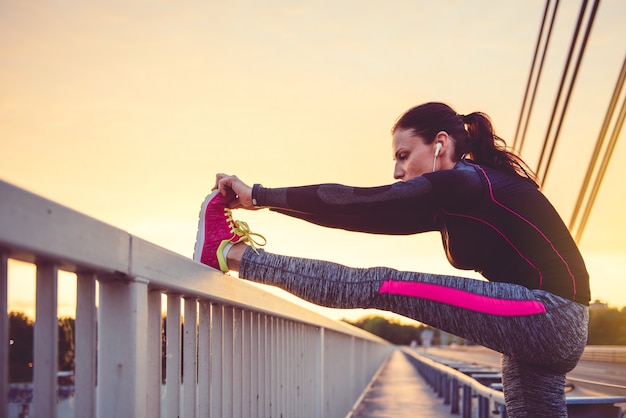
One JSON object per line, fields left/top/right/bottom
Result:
{"left": 432, "top": 142, "right": 443, "bottom": 172}
{"left": 434, "top": 142, "right": 443, "bottom": 157}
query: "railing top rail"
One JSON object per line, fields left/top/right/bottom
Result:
{"left": 0, "top": 179, "right": 388, "bottom": 343}
{"left": 566, "top": 395, "right": 626, "bottom": 404}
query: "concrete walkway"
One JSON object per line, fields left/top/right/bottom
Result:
{"left": 349, "top": 350, "right": 456, "bottom": 418}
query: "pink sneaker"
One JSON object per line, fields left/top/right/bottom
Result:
{"left": 193, "top": 190, "right": 265, "bottom": 271}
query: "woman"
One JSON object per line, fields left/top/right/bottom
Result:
{"left": 194, "top": 102, "right": 590, "bottom": 417}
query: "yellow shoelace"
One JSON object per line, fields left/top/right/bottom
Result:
{"left": 225, "top": 208, "right": 267, "bottom": 254}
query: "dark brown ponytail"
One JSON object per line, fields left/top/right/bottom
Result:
{"left": 461, "top": 112, "right": 539, "bottom": 187}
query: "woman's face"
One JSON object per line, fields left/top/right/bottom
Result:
{"left": 392, "top": 128, "right": 437, "bottom": 181}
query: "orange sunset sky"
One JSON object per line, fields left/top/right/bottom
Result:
{"left": 1, "top": 1, "right": 625, "bottom": 321}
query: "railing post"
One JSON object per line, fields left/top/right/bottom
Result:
{"left": 450, "top": 377, "right": 460, "bottom": 414}
{"left": 295, "top": 322, "right": 303, "bottom": 417}
{"left": 349, "top": 335, "right": 356, "bottom": 403}
{"left": 290, "top": 320, "right": 297, "bottom": 416}
{"left": 270, "top": 316, "right": 278, "bottom": 418}
{"left": 198, "top": 300, "right": 211, "bottom": 417}
{"left": 478, "top": 395, "right": 489, "bottom": 418}
{"left": 239, "top": 310, "right": 252, "bottom": 417}
{"left": 165, "top": 293, "right": 181, "bottom": 418}
{"left": 286, "top": 319, "right": 292, "bottom": 414}
{"left": 258, "top": 313, "right": 266, "bottom": 418}
{"left": 443, "top": 374, "right": 450, "bottom": 404}
{"left": 146, "top": 289, "right": 162, "bottom": 418}
{"left": 222, "top": 306, "right": 234, "bottom": 417}
{"left": 210, "top": 304, "right": 224, "bottom": 418}
{"left": 232, "top": 308, "right": 243, "bottom": 418}
{"left": 0, "top": 253, "right": 8, "bottom": 416}
{"left": 183, "top": 297, "right": 198, "bottom": 418}
{"left": 75, "top": 271, "right": 97, "bottom": 418}
{"left": 277, "top": 317, "right": 284, "bottom": 415}
{"left": 249, "top": 311, "right": 259, "bottom": 418}
{"left": 435, "top": 370, "right": 441, "bottom": 396}
{"left": 33, "top": 263, "right": 58, "bottom": 418}
{"left": 97, "top": 275, "right": 149, "bottom": 418}
{"left": 318, "top": 326, "right": 325, "bottom": 418}
{"left": 462, "top": 384, "right": 472, "bottom": 418}
{"left": 262, "top": 314, "right": 271, "bottom": 418}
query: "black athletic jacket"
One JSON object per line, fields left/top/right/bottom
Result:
{"left": 251, "top": 160, "right": 590, "bottom": 305}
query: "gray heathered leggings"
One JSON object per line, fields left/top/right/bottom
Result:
{"left": 239, "top": 248, "right": 589, "bottom": 418}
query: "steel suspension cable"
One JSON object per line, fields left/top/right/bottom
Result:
{"left": 569, "top": 54, "right": 626, "bottom": 237}
{"left": 573, "top": 70, "right": 626, "bottom": 243}
{"left": 539, "top": 0, "right": 601, "bottom": 184}
{"left": 513, "top": 0, "right": 560, "bottom": 153}
{"left": 535, "top": 0, "right": 590, "bottom": 180}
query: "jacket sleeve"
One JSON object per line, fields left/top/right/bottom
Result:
{"left": 251, "top": 176, "right": 441, "bottom": 235}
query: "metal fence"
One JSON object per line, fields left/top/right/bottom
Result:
{"left": 404, "top": 349, "right": 626, "bottom": 418}
{"left": 0, "top": 179, "right": 393, "bottom": 418}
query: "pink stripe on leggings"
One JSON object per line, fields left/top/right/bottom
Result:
{"left": 378, "top": 280, "right": 546, "bottom": 316}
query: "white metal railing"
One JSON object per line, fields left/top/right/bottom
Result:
{"left": 0, "top": 179, "right": 394, "bottom": 418}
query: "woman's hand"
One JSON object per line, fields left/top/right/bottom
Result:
{"left": 213, "top": 173, "right": 256, "bottom": 210}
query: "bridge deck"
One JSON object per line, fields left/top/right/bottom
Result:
{"left": 349, "top": 350, "right": 456, "bottom": 418}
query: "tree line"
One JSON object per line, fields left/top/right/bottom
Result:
{"left": 7, "top": 303, "right": 626, "bottom": 382}
{"left": 8, "top": 312, "right": 75, "bottom": 383}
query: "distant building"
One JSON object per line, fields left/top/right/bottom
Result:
{"left": 589, "top": 300, "right": 609, "bottom": 310}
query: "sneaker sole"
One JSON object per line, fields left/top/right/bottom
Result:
{"left": 193, "top": 190, "right": 220, "bottom": 262}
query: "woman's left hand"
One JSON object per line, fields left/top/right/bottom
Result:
{"left": 213, "top": 173, "right": 256, "bottom": 210}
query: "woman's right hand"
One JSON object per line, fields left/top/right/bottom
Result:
{"left": 213, "top": 173, "right": 256, "bottom": 210}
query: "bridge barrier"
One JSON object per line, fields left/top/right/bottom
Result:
{"left": 403, "top": 349, "right": 626, "bottom": 418}
{"left": 582, "top": 346, "right": 626, "bottom": 363}
{"left": 0, "top": 179, "right": 394, "bottom": 418}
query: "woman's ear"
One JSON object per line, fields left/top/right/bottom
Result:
{"left": 433, "top": 131, "right": 458, "bottom": 170}
{"left": 434, "top": 131, "right": 450, "bottom": 155}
